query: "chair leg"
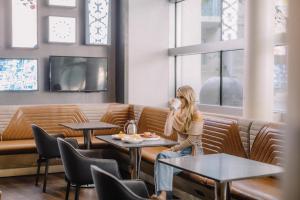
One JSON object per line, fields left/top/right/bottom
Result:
{"left": 65, "top": 181, "right": 70, "bottom": 200}
{"left": 74, "top": 185, "right": 80, "bottom": 200}
{"left": 43, "top": 159, "right": 49, "bottom": 193}
{"left": 35, "top": 157, "right": 42, "bottom": 186}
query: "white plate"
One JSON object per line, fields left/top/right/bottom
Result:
{"left": 141, "top": 136, "right": 161, "bottom": 141}
{"left": 121, "top": 137, "right": 144, "bottom": 144}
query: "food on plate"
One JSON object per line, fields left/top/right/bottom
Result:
{"left": 112, "top": 131, "right": 126, "bottom": 139}
{"left": 141, "top": 132, "right": 159, "bottom": 138}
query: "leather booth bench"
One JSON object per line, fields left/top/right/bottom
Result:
{"left": 0, "top": 103, "right": 284, "bottom": 200}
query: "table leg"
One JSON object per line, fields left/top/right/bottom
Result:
{"left": 215, "top": 182, "right": 229, "bottom": 200}
{"left": 83, "top": 129, "right": 92, "bottom": 149}
{"left": 129, "top": 147, "right": 142, "bottom": 179}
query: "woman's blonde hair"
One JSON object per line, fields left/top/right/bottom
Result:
{"left": 177, "top": 85, "right": 197, "bottom": 132}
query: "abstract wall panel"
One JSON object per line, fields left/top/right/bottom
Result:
{"left": 48, "top": 16, "right": 76, "bottom": 43}
{"left": 85, "top": 0, "right": 110, "bottom": 45}
{"left": 48, "top": 0, "right": 76, "bottom": 7}
{"left": 12, "top": 0, "right": 38, "bottom": 48}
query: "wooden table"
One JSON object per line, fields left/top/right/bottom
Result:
{"left": 60, "top": 122, "right": 119, "bottom": 149}
{"left": 159, "top": 153, "right": 283, "bottom": 200}
{"left": 96, "top": 135, "right": 178, "bottom": 179}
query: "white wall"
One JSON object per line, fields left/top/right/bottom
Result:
{"left": 126, "top": 0, "right": 170, "bottom": 107}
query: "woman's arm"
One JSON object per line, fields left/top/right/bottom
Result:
{"left": 164, "top": 110, "right": 176, "bottom": 137}
{"left": 170, "top": 114, "right": 203, "bottom": 152}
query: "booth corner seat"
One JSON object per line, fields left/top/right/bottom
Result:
{"left": 116, "top": 107, "right": 283, "bottom": 200}
{"left": 0, "top": 103, "right": 132, "bottom": 155}
{"left": 230, "top": 123, "right": 284, "bottom": 200}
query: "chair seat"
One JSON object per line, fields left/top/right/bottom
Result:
{"left": 0, "top": 139, "right": 36, "bottom": 154}
{"left": 231, "top": 177, "right": 282, "bottom": 200}
{"left": 141, "top": 147, "right": 168, "bottom": 163}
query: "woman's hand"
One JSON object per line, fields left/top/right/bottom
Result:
{"left": 168, "top": 98, "right": 181, "bottom": 111}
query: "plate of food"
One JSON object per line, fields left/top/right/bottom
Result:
{"left": 121, "top": 134, "right": 144, "bottom": 144}
{"left": 112, "top": 131, "right": 126, "bottom": 140}
{"left": 140, "top": 132, "right": 160, "bottom": 141}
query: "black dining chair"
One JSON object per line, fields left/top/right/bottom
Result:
{"left": 32, "top": 124, "right": 78, "bottom": 192}
{"left": 91, "top": 165, "right": 150, "bottom": 200}
{"left": 57, "top": 138, "right": 121, "bottom": 200}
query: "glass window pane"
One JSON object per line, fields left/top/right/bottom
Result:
{"left": 12, "top": 0, "right": 37, "bottom": 48}
{"left": 275, "top": 0, "right": 288, "bottom": 33}
{"left": 176, "top": 0, "right": 221, "bottom": 46}
{"left": 222, "top": 0, "right": 245, "bottom": 41}
{"left": 85, "top": 0, "right": 110, "bottom": 45}
{"left": 176, "top": 0, "right": 244, "bottom": 46}
{"left": 274, "top": 46, "right": 287, "bottom": 111}
{"left": 176, "top": 53, "right": 221, "bottom": 105}
{"left": 221, "top": 50, "right": 244, "bottom": 107}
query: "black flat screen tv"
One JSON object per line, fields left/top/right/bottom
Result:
{"left": 49, "top": 56, "right": 108, "bottom": 92}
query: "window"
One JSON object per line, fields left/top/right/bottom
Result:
{"left": 171, "top": 0, "right": 288, "bottom": 113}
{"left": 176, "top": 51, "right": 243, "bottom": 107}
{"left": 274, "top": 46, "right": 287, "bottom": 111}
{"left": 176, "top": 53, "right": 221, "bottom": 105}
{"left": 275, "top": 0, "right": 288, "bottom": 33}
{"left": 221, "top": 50, "right": 243, "bottom": 107}
{"left": 176, "top": 0, "right": 244, "bottom": 47}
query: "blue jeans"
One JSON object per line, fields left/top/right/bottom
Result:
{"left": 154, "top": 147, "right": 194, "bottom": 194}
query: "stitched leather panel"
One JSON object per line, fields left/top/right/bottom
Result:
{"left": 250, "top": 126, "right": 284, "bottom": 166}
{"left": 237, "top": 119, "right": 252, "bottom": 157}
{"left": 203, "top": 113, "right": 252, "bottom": 157}
{"left": 138, "top": 107, "right": 177, "bottom": 141}
{"left": 202, "top": 119, "right": 247, "bottom": 157}
{"left": 79, "top": 104, "right": 110, "bottom": 122}
{"left": 0, "top": 106, "right": 19, "bottom": 137}
{"left": 2, "top": 105, "right": 88, "bottom": 140}
{"left": 250, "top": 121, "right": 268, "bottom": 150}
{"left": 94, "top": 104, "right": 132, "bottom": 135}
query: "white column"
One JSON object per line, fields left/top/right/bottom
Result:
{"left": 243, "top": 0, "right": 274, "bottom": 120}
{"left": 284, "top": 0, "right": 300, "bottom": 199}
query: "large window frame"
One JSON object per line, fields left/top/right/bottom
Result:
{"left": 169, "top": 0, "right": 287, "bottom": 116}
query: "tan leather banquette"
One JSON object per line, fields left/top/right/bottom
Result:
{"left": 0, "top": 104, "right": 284, "bottom": 200}
{"left": 0, "top": 103, "right": 132, "bottom": 154}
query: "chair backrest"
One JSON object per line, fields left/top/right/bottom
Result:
{"left": 32, "top": 124, "right": 62, "bottom": 158}
{"left": 138, "top": 107, "right": 177, "bottom": 141}
{"left": 250, "top": 125, "right": 284, "bottom": 166}
{"left": 57, "top": 138, "right": 93, "bottom": 185}
{"left": 202, "top": 118, "right": 247, "bottom": 158}
{"left": 91, "top": 165, "right": 148, "bottom": 200}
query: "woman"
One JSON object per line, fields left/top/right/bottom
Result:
{"left": 151, "top": 85, "right": 204, "bottom": 200}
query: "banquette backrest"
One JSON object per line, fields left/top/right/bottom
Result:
{"left": 94, "top": 104, "right": 134, "bottom": 135}
{"left": 202, "top": 118, "right": 247, "bottom": 158}
{"left": 137, "top": 107, "right": 177, "bottom": 141}
{"left": 250, "top": 123, "right": 285, "bottom": 166}
{"left": 0, "top": 103, "right": 132, "bottom": 141}
{"left": 1, "top": 105, "right": 88, "bottom": 140}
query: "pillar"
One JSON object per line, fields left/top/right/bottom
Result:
{"left": 243, "top": 0, "right": 275, "bottom": 120}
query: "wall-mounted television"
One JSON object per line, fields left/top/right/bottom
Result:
{"left": 0, "top": 58, "right": 38, "bottom": 91}
{"left": 49, "top": 56, "right": 108, "bottom": 92}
